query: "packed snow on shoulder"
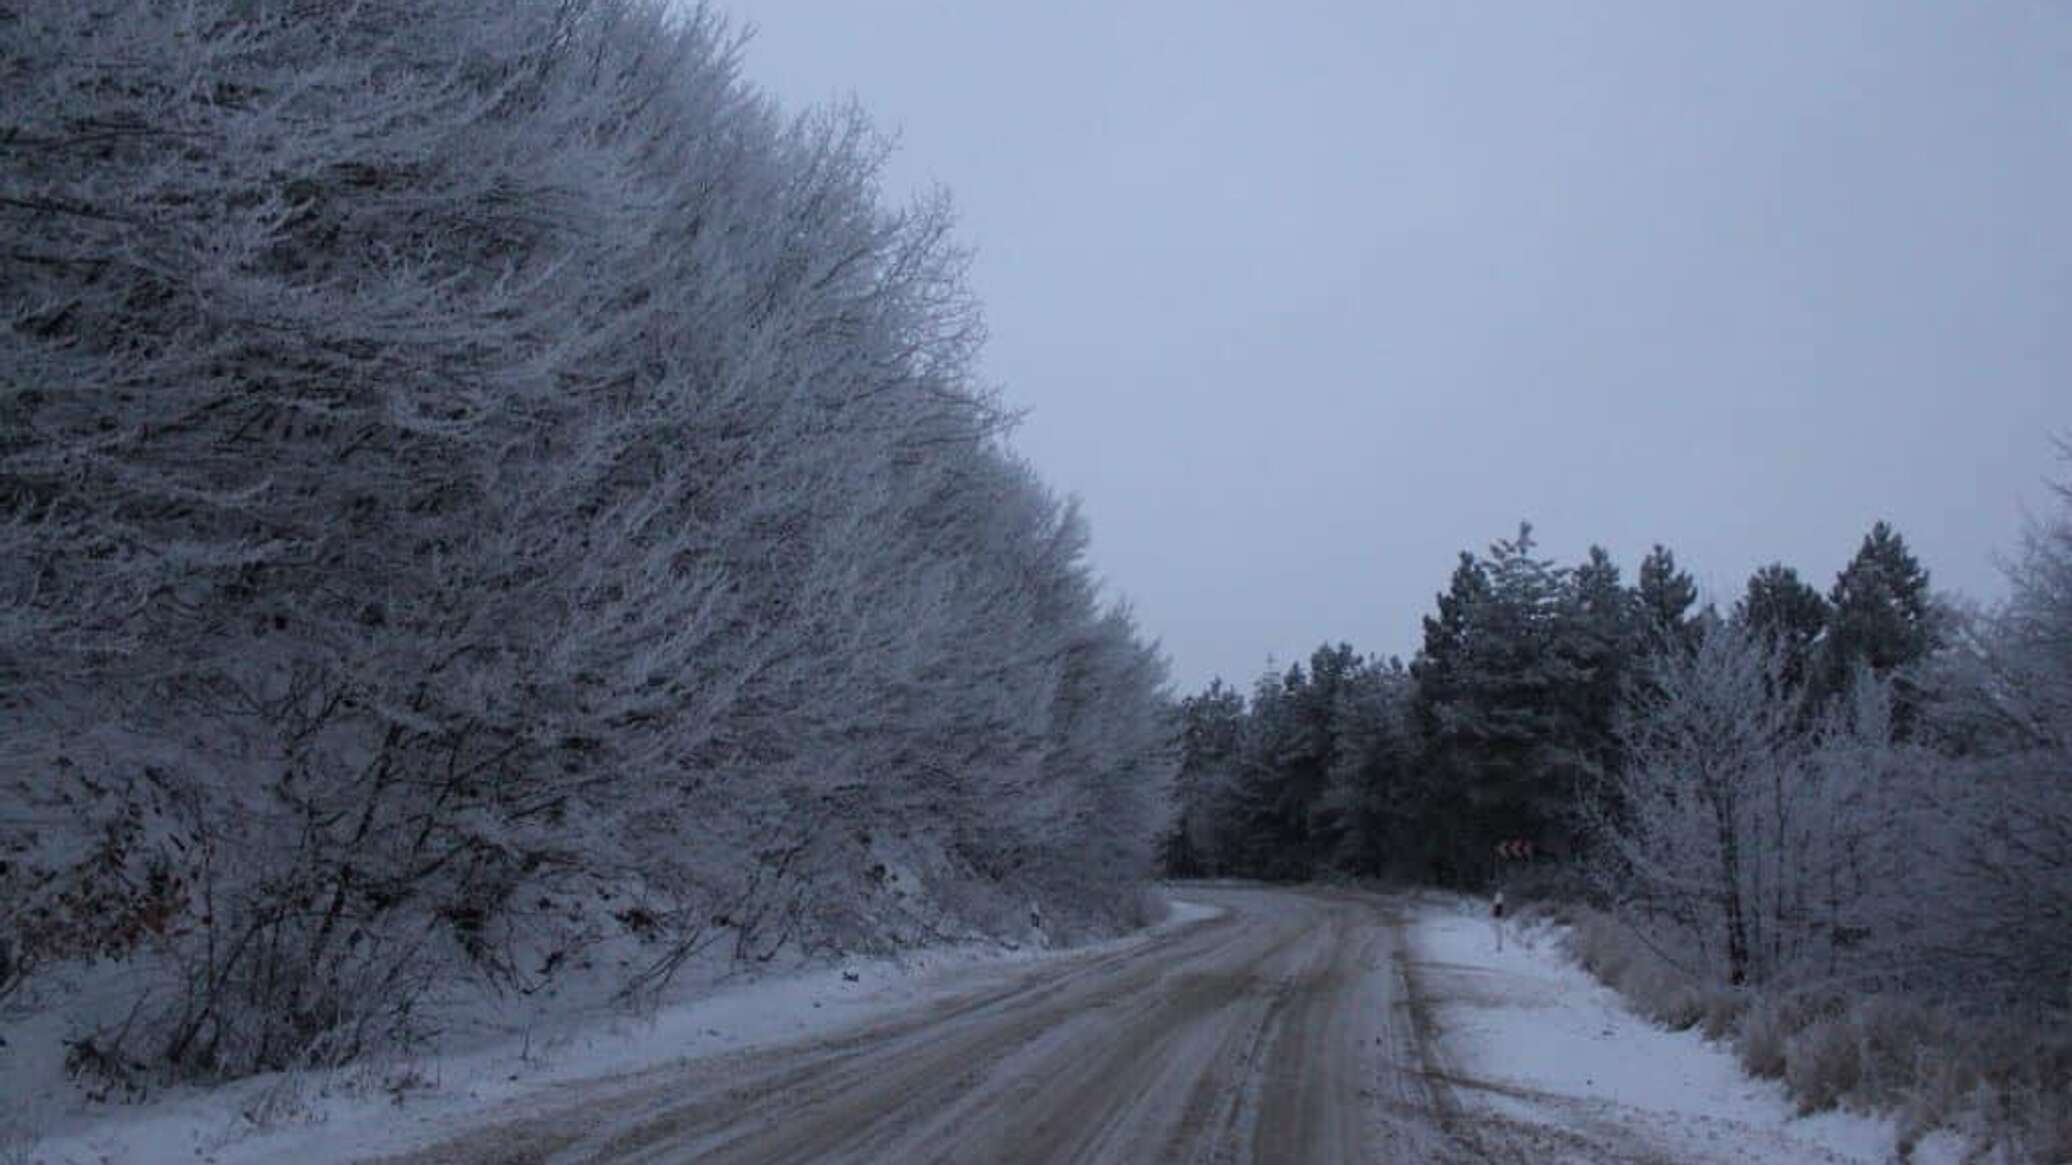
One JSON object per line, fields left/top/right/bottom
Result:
{"left": 1405, "top": 898, "right": 1966, "bottom": 1165}
{"left": 13, "top": 895, "right": 1222, "bottom": 1165}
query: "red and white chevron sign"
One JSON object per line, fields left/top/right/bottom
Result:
{"left": 1495, "top": 839, "right": 1535, "bottom": 860}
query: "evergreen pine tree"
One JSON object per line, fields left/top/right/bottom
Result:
{"left": 1735, "top": 563, "right": 1830, "bottom": 695}
{"left": 1322, "top": 655, "right": 1415, "bottom": 877}
{"left": 1821, "top": 521, "right": 1938, "bottom": 734}
{"left": 1411, "top": 524, "right": 1586, "bottom": 882}
{"left": 1411, "top": 552, "right": 1491, "bottom": 718}
{"left": 1635, "top": 543, "right": 1699, "bottom": 650}
{"left": 1230, "top": 663, "right": 1311, "bottom": 879}
{"left": 1563, "top": 545, "right": 1633, "bottom": 788}
{"left": 1409, "top": 551, "right": 1493, "bottom": 883}
{"left": 1285, "top": 643, "right": 1359, "bottom": 872}
{"left": 1162, "top": 680, "right": 1247, "bottom": 876}
{"left": 1825, "top": 522, "right": 1936, "bottom": 676}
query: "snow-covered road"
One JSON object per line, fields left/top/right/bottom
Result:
{"left": 358, "top": 885, "right": 1448, "bottom": 1164}
{"left": 26, "top": 885, "right": 1937, "bottom": 1164}
{"left": 343, "top": 886, "right": 1934, "bottom": 1164}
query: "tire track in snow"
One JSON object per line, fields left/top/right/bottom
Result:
{"left": 362, "top": 887, "right": 1560, "bottom": 1165}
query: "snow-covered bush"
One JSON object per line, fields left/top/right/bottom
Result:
{"left": 1698, "top": 986, "right": 1749, "bottom": 1041}
{"left": 1565, "top": 909, "right": 1710, "bottom": 1031}
{"left": 1844, "top": 995, "right": 1951, "bottom": 1112}
{"left": 1783, "top": 1014, "right": 1862, "bottom": 1115}
{"left": 1737, "top": 991, "right": 1822, "bottom": 1081}
{"left": 1729, "top": 988, "right": 2069, "bottom": 1162}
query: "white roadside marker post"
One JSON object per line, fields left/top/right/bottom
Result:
{"left": 1490, "top": 837, "right": 1532, "bottom": 952}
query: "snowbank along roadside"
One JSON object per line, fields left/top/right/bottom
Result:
{"left": 1405, "top": 896, "right": 1968, "bottom": 1165}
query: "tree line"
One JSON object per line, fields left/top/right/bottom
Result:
{"left": 2, "top": 0, "right": 1168, "bottom": 1086}
{"left": 1163, "top": 500, "right": 2070, "bottom": 1009}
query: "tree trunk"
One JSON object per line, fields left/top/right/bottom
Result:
{"left": 1714, "top": 788, "right": 1750, "bottom": 986}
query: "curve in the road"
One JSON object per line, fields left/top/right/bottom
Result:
{"left": 367, "top": 886, "right": 1473, "bottom": 1165}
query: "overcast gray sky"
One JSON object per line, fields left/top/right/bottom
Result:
{"left": 716, "top": 1, "right": 2071, "bottom": 692}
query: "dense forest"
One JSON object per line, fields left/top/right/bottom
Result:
{"left": 1, "top": 0, "right": 1170, "bottom": 1088}
{"left": 1163, "top": 505, "right": 2071, "bottom": 1013}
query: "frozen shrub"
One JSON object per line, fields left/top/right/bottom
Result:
{"left": 1962, "top": 1023, "right": 2072, "bottom": 1165}
{"left": 1130, "top": 887, "right": 1173, "bottom": 929}
{"left": 1699, "top": 987, "right": 1748, "bottom": 1041}
{"left": 1847, "top": 995, "right": 1945, "bottom": 1110}
{"left": 1897, "top": 1047, "right": 1981, "bottom": 1154}
{"left": 1628, "top": 962, "right": 1706, "bottom": 1031}
{"left": 1738, "top": 989, "right": 1844, "bottom": 1081}
{"left": 1729, "top": 992, "right": 2072, "bottom": 1162}
{"left": 1786, "top": 1015, "right": 1862, "bottom": 1114}
{"left": 1564, "top": 910, "right": 1707, "bottom": 1030}
{"left": 1567, "top": 911, "right": 1633, "bottom": 985}
{"left": 1737, "top": 998, "right": 1791, "bottom": 1080}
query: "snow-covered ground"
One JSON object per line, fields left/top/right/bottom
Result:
{"left": 1407, "top": 898, "right": 1967, "bottom": 1165}
{"left": 11, "top": 898, "right": 1222, "bottom": 1165}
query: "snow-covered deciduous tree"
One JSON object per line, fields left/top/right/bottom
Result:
{"left": 1589, "top": 618, "right": 1930, "bottom": 990}
{"left": 1912, "top": 451, "right": 2072, "bottom": 1006}
{"left": 2, "top": 0, "right": 1172, "bottom": 1082}
{"left": 1594, "top": 622, "right": 1798, "bottom": 986}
